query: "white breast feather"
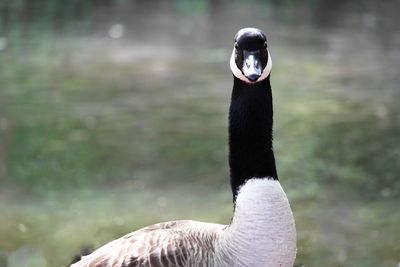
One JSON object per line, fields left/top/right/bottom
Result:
{"left": 216, "top": 178, "right": 297, "bottom": 267}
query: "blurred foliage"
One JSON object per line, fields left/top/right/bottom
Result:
{"left": 9, "top": 119, "right": 115, "bottom": 190}
{"left": 0, "top": 0, "right": 399, "bottom": 267}
{"left": 173, "top": 0, "right": 209, "bottom": 14}
{"left": 315, "top": 108, "right": 400, "bottom": 199}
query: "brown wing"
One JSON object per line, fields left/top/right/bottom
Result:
{"left": 70, "top": 220, "right": 221, "bottom": 267}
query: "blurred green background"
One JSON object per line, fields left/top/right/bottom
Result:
{"left": 0, "top": 0, "right": 399, "bottom": 266}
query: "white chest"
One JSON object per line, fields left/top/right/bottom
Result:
{"left": 215, "top": 178, "right": 297, "bottom": 267}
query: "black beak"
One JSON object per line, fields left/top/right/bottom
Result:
{"left": 242, "top": 50, "right": 262, "bottom": 82}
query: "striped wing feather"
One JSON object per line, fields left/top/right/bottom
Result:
{"left": 70, "top": 220, "right": 225, "bottom": 267}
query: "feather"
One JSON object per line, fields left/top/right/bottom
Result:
{"left": 71, "top": 221, "right": 225, "bottom": 267}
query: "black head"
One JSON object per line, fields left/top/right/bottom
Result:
{"left": 230, "top": 28, "right": 272, "bottom": 83}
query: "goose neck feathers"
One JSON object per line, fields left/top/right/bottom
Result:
{"left": 229, "top": 76, "right": 278, "bottom": 200}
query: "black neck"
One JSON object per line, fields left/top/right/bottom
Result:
{"left": 229, "top": 75, "right": 278, "bottom": 201}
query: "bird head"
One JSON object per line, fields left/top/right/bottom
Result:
{"left": 230, "top": 28, "right": 272, "bottom": 84}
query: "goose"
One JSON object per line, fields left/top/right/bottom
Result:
{"left": 70, "top": 27, "right": 296, "bottom": 267}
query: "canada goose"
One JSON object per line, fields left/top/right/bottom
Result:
{"left": 70, "top": 28, "right": 296, "bottom": 267}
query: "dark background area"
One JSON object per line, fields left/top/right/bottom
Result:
{"left": 0, "top": 0, "right": 399, "bottom": 266}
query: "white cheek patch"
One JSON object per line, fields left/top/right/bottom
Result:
{"left": 230, "top": 49, "right": 272, "bottom": 84}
